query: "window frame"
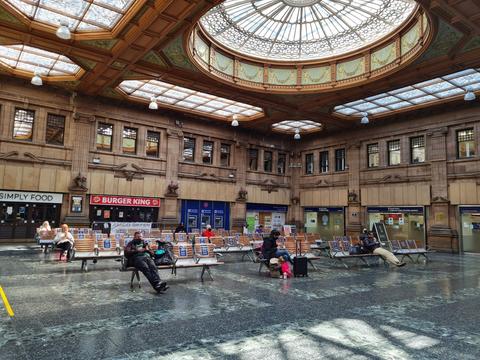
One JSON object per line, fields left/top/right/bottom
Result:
{"left": 202, "top": 140, "right": 214, "bottom": 165}
{"left": 367, "top": 143, "right": 379, "bottom": 168}
{"left": 45, "top": 113, "right": 65, "bottom": 146}
{"left": 248, "top": 148, "right": 258, "bottom": 171}
{"left": 456, "top": 128, "right": 475, "bottom": 159}
{"left": 183, "top": 137, "right": 196, "bottom": 162}
{"left": 335, "top": 148, "right": 346, "bottom": 172}
{"left": 146, "top": 130, "right": 160, "bottom": 158}
{"left": 264, "top": 150, "right": 273, "bottom": 172}
{"left": 220, "top": 143, "right": 231, "bottom": 167}
{"left": 13, "top": 108, "right": 35, "bottom": 141}
{"left": 277, "top": 152, "right": 286, "bottom": 174}
{"left": 319, "top": 150, "right": 329, "bottom": 173}
{"left": 305, "top": 153, "right": 314, "bottom": 175}
{"left": 410, "top": 136, "right": 425, "bottom": 164}
{"left": 96, "top": 122, "right": 113, "bottom": 151}
{"left": 122, "top": 126, "right": 138, "bottom": 155}
{"left": 387, "top": 139, "right": 401, "bottom": 166}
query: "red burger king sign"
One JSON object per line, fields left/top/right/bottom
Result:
{"left": 90, "top": 195, "right": 160, "bottom": 207}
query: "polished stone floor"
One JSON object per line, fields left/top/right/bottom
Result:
{"left": 0, "top": 245, "right": 479, "bottom": 360}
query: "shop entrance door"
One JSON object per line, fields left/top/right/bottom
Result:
{"left": 0, "top": 203, "right": 60, "bottom": 239}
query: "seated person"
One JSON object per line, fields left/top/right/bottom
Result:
{"left": 201, "top": 224, "right": 215, "bottom": 239}
{"left": 125, "top": 231, "right": 168, "bottom": 293}
{"left": 54, "top": 224, "right": 74, "bottom": 261}
{"left": 262, "top": 230, "right": 293, "bottom": 264}
{"left": 255, "top": 225, "right": 264, "bottom": 234}
{"left": 36, "top": 221, "right": 52, "bottom": 246}
{"left": 360, "top": 231, "right": 406, "bottom": 267}
{"left": 174, "top": 222, "right": 186, "bottom": 234}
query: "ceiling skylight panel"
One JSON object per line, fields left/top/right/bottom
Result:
{"left": 175, "top": 100, "right": 197, "bottom": 109}
{"left": 421, "top": 81, "right": 453, "bottom": 94}
{"left": 213, "top": 109, "right": 232, "bottom": 116}
{"left": 352, "top": 102, "right": 378, "bottom": 111}
{"left": 372, "top": 96, "right": 401, "bottom": 106}
{"left": 196, "top": 105, "right": 216, "bottom": 113}
{"left": 409, "top": 95, "right": 437, "bottom": 104}
{"left": 396, "top": 89, "right": 426, "bottom": 100}
{"left": 163, "top": 89, "right": 187, "bottom": 100}
{"left": 155, "top": 95, "right": 177, "bottom": 104}
{"left": 366, "top": 107, "right": 389, "bottom": 114}
{"left": 334, "top": 107, "right": 357, "bottom": 115}
{"left": 387, "top": 101, "right": 412, "bottom": 110}
{"left": 185, "top": 95, "right": 208, "bottom": 105}
{"left": 436, "top": 88, "right": 464, "bottom": 98}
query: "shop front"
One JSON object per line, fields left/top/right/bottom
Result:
{"left": 89, "top": 195, "right": 160, "bottom": 224}
{"left": 0, "top": 190, "right": 62, "bottom": 239}
{"left": 459, "top": 206, "right": 480, "bottom": 253}
{"left": 246, "top": 203, "right": 288, "bottom": 233}
{"left": 304, "top": 207, "right": 345, "bottom": 240}
{"left": 367, "top": 206, "right": 425, "bottom": 245}
{"left": 181, "top": 200, "right": 230, "bottom": 232}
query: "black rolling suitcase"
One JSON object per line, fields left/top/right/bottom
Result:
{"left": 293, "top": 239, "right": 308, "bottom": 277}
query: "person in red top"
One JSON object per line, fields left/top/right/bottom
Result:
{"left": 202, "top": 224, "right": 215, "bottom": 238}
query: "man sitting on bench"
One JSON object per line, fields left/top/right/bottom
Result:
{"left": 360, "top": 229, "right": 406, "bottom": 267}
{"left": 262, "top": 230, "right": 293, "bottom": 264}
{"left": 125, "top": 232, "right": 168, "bottom": 293}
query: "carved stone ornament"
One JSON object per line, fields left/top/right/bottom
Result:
{"left": 165, "top": 181, "right": 179, "bottom": 197}
{"left": 348, "top": 191, "right": 358, "bottom": 203}
{"left": 113, "top": 163, "right": 145, "bottom": 181}
{"left": 261, "top": 179, "right": 279, "bottom": 193}
{"left": 291, "top": 196, "right": 300, "bottom": 205}
{"left": 69, "top": 172, "right": 88, "bottom": 192}
{"left": 236, "top": 188, "right": 248, "bottom": 202}
{"left": 432, "top": 196, "right": 449, "bottom": 203}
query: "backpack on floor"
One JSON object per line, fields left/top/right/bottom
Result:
{"left": 154, "top": 241, "right": 174, "bottom": 265}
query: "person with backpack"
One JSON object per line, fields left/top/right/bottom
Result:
{"left": 124, "top": 231, "right": 168, "bottom": 293}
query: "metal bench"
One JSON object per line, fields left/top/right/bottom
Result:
{"left": 327, "top": 240, "right": 383, "bottom": 269}
{"left": 391, "top": 239, "right": 429, "bottom": 263}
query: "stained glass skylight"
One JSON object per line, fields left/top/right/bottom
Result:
{"left": 272, "top": 120, "right": 322, "bottom": 133}
{"left": 200, "top": 0, "right": 416, "bottom": 61}
{"left": 334, "top": 68, "right": 480, "bottom": 117}
{"left": 5, "top": 0, "right": 136, "bottom": 32}
{"left": 0, "top": 44, "right": 82, "bottom": 76}
{"left": 118, "top": 80, "right": 264, "bottom": 119}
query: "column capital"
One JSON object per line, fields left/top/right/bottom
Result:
{"left": 426, "top": 127, "right": 448, "bottom": 137}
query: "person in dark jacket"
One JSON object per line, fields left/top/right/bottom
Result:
{"left": 262, "top": 230, "right": 293, "bottom": 264}
{"left": 360, "top": 230, "right": 406, "bottom": 267}
{"left": 174, "top": 222, "right": 186, "bottom": 234}
{"left": 125, "top": 232, "right": 168, "bottom": 293}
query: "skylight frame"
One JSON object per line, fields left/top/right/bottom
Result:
{"left": 0, "top": 44, "right": 82, "bottom": 78}
{"left": 117, "top": 79, "right": 264, "bottom": 121}
{"left": 5, "top": 0, "right": 137, "bottom": 33}
{"left": 272, "top": 120, "right": 323, "bottom": 134}
{"left": 333, "top": 68, "right": 480, "bottom": 118}
{"left": 200, "top": 0, "right": 417, "bottom": 61}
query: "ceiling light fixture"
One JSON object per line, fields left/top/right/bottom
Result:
{"left": 294, "top": 128, "right": 301, "bottom": 140}
{"left": 464, "top": 89, "right": 476, "bottom": 101}
{"left": 360, "top": 112, "right": 369, "bottom": 124}
{"left": 149, "top": 97, "right": 158, "bottom": 110}
{"left": 56, "top": 22, "right": 71, "bottom": 40}
{"left": 31, "top": 69, "right": 42, "bottom": 86}
{"left": 231, "top": 114, "right": 239, "bottom": 127}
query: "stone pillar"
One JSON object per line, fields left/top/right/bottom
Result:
{"left": 426, "top": 127, "right": 458, "bottom": 252}
{"left": 161, "top": 129, "right": 182, "bottom": 227}
{"left": 288, "top": 151, "right": 302, "bottom": 230}
{"left": 230, "top": 142, "right": 247, "bottom": 232}
{"left": 63, "top": 112, "right": 95, "bottom": 226}
{"left": 346, "top": 142, "right": 362, "bottom": 236}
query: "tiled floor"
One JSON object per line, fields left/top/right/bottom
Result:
{"left": 0, "top": 245, "right": 479, "bottom": 359}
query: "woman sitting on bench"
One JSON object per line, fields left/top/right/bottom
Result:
{"left": 54, "top": 224, "right": 74, "bottom": 261}
{"left": 262, "top": 230, "right": 293, "bottom": 264}
{"left": 360, "top": 230, "right": 406, "bottom": 267}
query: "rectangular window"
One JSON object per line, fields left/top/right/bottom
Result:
{"left": 367, "top": 143, "right": 379, "bottom": 168}
{"left": 13, "top": 108, "right": 34, "bottom": 141}
{"left": 96, "top": 123, "right": 113, "bottom": 151}
{"left": 202, "top": 140, "right": 214, "bottom": 164}
{"left": 146, "top": 131, "right": 160, "bottom": 157}
{"left": 183, "top": 137, "right": 195, "bottom": 162}
{"left": 277, "top": 153, "right": 286, "bottom": 174}
{"left": 248, "top": 149, "right": 258, "bottom": 170}
{"left": 220, "top": 144, "right": 231, "bottom": 167}
{"left": 457, "top": 129, "right": 475, "bottom": 159}
{"left": 264, "top": 151, "right": 273, "bottom": 172}
{"left": 305, "top": 153, "right": 314, "bottom": 174}
{"left": 410, "top": 136, "right": 425, "bottom": 163}
{"left": 320, "top": 151, "right": 329, "bottom": 173}
{"left": 45, "top": 113, "right": 65, "bottom": 146}
{"left": 388, "top": 140, "right": 401, "bottom": 166}
{"left": 335, "top": 148, "right": 346, "bottom": 171}
{"left": 122, "top": 127, "right": 137, "bottom": 154}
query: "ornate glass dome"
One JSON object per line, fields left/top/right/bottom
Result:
{"left": 200, "top": 0, "right": 417, "bottom": 61}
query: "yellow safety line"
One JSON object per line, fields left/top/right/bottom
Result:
{"left": 0, "top": 286, "right": 14, "bottom": 317}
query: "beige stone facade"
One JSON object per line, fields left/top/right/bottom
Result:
{"left": 1, "top": 78, "right": 479, "bottom": 252}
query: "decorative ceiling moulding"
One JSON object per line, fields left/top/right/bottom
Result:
{"left": 185, "top": 6, "right": 434, "bottom": 94}
{"left": 1, "top": 0, "right": 147, "bottom": 41}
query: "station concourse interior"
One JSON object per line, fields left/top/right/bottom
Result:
{"left": 0, "top": 1, "right": 480, "bottom": 359}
